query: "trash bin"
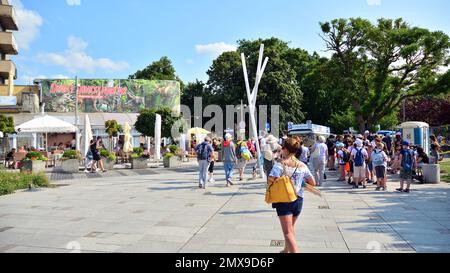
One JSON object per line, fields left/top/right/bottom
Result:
{"left": 422, "top": 164, "right": 441, "bottom": 184}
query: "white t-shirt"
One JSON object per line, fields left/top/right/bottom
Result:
{"left": 371, "top": 149, "right": 388, "bottom": 167}
{"left": 337, "top": 150, "right": 344, "bottom": 164}
{"left": 311, "top": 143, "right": 328, "bottom": 161}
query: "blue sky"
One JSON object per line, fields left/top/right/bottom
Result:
{"left": 11, "top": 0, "right": 450, "bottom": 85}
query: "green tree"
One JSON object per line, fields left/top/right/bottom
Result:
{"left": 129, "top": 56, "right": 184, "bottom": 90}
{"left": 134, "top": 107, "right": 183, "bottom": 140}
{"left": 320, "top": 18, "right": 450, "bottom": 133}
{"left": 0, "top": 115, "right": 15, "bottom": 135}
{"left": 105, "top": 120, "right": 123, "bottom": 151}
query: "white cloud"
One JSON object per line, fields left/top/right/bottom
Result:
{"left": 9, "top": 0, "right": 43, "bottom": 50}
{"left": 367, "top": 0, "right": 381, "bottom": 6}
{"left": 66, "top": 0, "right": 81, "bottom": 6}
{"left": 195, "top": 42, "right": 237, "bottom": 58}
{"left": 37, "top": 36, "right": 129, "bottom": 73}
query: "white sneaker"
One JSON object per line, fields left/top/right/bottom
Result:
{"left": 209, "top": 178, "right": 215, "bottom": 183}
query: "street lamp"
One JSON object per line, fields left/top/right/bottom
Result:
{"left": 236, "top": 100, "right": 247, "bottom": 140}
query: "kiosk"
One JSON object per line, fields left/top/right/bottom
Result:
{"left": 288, "top": 121, "right": 331, "bottom": 147}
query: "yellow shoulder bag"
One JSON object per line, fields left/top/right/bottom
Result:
{"left": 265, "top": 161, "right": 299, "bottom": 204}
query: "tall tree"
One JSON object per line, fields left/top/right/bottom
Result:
{"left": 320, "top": 18, "right": 450, "bottom": 132}
{"left": 134, "top": 107, "right": 183, "bottom": 140}
{"left": 129, "top": 56, "right": 184, "bottom": 89}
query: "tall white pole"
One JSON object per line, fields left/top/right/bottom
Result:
{"left": 241, "top": 44, "right": 268, "bottom": 179}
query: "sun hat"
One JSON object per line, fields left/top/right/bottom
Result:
{"left": 225, "top": 133, "right": 232, "bottom": 140}
{"left": 355, "top": 139, "right": 363, "bottom": 147}
{"left": 265, "top": 135, "right": 278, "bottom": 144}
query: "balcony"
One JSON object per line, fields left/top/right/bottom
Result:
{"left": 0, "top": 31, "right": 17, "bottom": 54}
{"left": 0, "top": 5, "right": 18, "bottom": 31}
{"left": 0, "top": 59, "right": 16, "bottom": 79}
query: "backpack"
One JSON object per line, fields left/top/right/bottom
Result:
{"left": 402, "top": 149, "right": 414, "bottom": 171}
{"left": 354, "top": 148, "right": 365, "bottom": 167}
{"left": 342, "top": 149, "right": 351, "bottom": 163}
{"left": 311, "top": 144, "right": 321, "bottom": 159}
{"left": 235, "top": 142, "right": 243, "bottom": 159}
{"left": 372, "top": 150, "right": 385, "bottom": 166}
{"left": 196, "top": 143, "right": 209, "bottom": 161}
{"left": 240, "top": 144, "right": 252, "bottom": 160}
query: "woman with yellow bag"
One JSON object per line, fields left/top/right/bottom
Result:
{"left": 267, "top": 137, "right": 317, "bottom": 253}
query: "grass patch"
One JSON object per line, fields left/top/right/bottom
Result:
{"left": 440, "top": 160, "right": 450, "bottom": 183}
{"left": 0, "top": 172, "right": 50, "bottom": 196}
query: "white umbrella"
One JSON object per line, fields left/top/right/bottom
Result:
{"left": 15, "top": 115, "right": 78, "bottom": 133}
{"left": 83, "top": 114, "right": 93, "bottom": 157}
{"left": 155, "top": 114, "right": 161, "bottom": 160}
{"left": 15, "top": 115, "right": 78, "bottom": 150}
{"left": 123, "top": 122, "right": 133, "bottom": 153}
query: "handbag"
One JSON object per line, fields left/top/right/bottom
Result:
{"left": 265, "top": 161, "right": 298, "bottom": 204}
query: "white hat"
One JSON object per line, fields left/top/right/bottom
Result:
{"left": 396, "top": 132, "right": 402, "bottom": 136}
{"left": 225, "top": 133, "right": 232, "bottom": 140}
{"left": 364, "top": 130, "right": 370, "bottom": 135}
{"left": 265, "top": 135, "right": 278, "bottom": 144}
{"left": 355, "top": 139, "right": 363, "bottom": 147}
{"left": 356, "top": 134, "right": 363, "bottom": 139}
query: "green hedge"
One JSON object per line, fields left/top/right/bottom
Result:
{"left": 0, "top": 172, "right": 50, "bottom": 196}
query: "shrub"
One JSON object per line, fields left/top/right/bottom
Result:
{"left": 168, "top": 145, "right": 178, "bottom": 154}
{"left": 130, "top": 153, "right": 139, "bottom": 160}
{"left": 164, "top": 153, "right": 174, "bottom": 159}
{"left": 100, "top": 149, "right": 110, "bottom": 158}
{"left": 62, "top": 150, "right": 81, "bottom": 160}
{"left": 0, "top": 172, "right": 50, "bottom": 196}
{"left": 108, "top": 153, "right": 117, "bottom": 162}
{"left": 25, "top": 151, "right": 45, "bottom": 161}
{"left": 133, "top": 147, "right": 144, "bottom": 155}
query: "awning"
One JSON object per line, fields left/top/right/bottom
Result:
{"left": 15, "top": 115, "right": 78, "bottom": 133}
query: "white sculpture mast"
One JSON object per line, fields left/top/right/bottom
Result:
{"left": 241, "top": 44, "right": 269, "bottom": 179}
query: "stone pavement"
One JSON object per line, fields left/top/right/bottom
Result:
{"left": 1, "top": 162, "right": 450, "bottom": 253}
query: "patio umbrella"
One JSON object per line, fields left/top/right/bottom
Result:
{"left": 123, "top": 122, "right": 133, "bottom": 153}
{"left": 154, "top": 114, "right": 161, "bottom": 160}
{"left": 15, "top": 115, "right": 78, "bottom": 150}
{"left": 83, "top": 114, "right": 93, "bottom": 157}
{"left": 187, "top": 127, "right": 211, "bottom": 149}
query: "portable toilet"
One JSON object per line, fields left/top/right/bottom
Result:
{"left": 398, "top": 122, "right": 430, "bottom": 155}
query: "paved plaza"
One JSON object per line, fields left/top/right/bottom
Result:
{"left": 1, "top": 162, "right": 450, "bottom": 253}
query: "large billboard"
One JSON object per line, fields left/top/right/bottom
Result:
{"left": 40, "top": 79, "right": 180, "bottom": 113}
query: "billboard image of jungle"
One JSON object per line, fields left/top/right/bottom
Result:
{"left": 40, "top": 79, "right": 180, "bottom": 113}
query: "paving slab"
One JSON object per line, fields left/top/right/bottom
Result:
{"left": 1, "top": 162, "right": 450, "bottom": 253}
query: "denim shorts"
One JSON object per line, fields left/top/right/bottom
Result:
{"left": 272, "top": 197, "right": 304, "bottom": 217}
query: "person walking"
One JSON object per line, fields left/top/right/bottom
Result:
{"left": 397, "top": 141, "right": 416, "bottom": 193}
{"left": 208, "top": 138, "right": 218, "bottom": 183}
{"left": 236, "top": 139, "right": 252, "bottom": 181}
{"left": 222, "top": 133, "right": 237, "bottom": 187}
{"left": 351, "top": 139, "right": 369, "bottom": 189}
{"left": 263, "top": 135, "right": 281, "bottom": 177}
{"left": 196, "top": 137, "right": 213, "bottom": 189}
{"left": 310, "top": 136, "right": 328, "bottom": 187}
{"left": 91, "top": 137, "right": 106, "bottom": 173}
{"left": 268, "top": 137, "right": 316, "bottom": 253}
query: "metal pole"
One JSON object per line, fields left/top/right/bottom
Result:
{"left": 75, "top": 77, "right": 80, "bottom": 152}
